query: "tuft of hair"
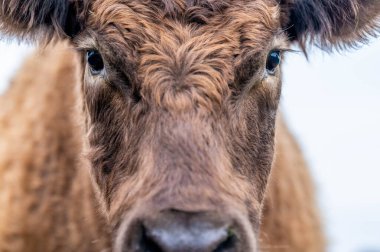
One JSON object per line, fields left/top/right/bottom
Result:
{"left": 0, "top": 0, "right": 88, "bottom": 43}
{"left": 281, "top": 0, "right": 380, "bottom": 52}
{"left": 150, "top": 0, "right": 230, "bottom": 20}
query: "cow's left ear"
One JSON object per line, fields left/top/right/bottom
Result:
{"left": 0, "top": 0, "right": 87, "bottom": 43}
{"left": 280, "top": 0, "right": 380, "bottom": 50}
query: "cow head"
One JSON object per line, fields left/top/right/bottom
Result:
{"left": 1, "top": 0, "right": 379, "bottom": 251}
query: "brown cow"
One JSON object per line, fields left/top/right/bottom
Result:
{"left": 0, "top": 1, "right": 379, "bottom": 251}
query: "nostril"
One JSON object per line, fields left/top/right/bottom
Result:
{"left": 141, "top": 225, "right": 164, "bottom": 252}
{"left": 214, "top": 230, "right": 237, "bottom": 252}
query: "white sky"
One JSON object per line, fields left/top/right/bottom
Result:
{"left": 0, "top": 38, "right": 379, "bottom": 252}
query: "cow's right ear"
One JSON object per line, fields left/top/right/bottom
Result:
{"left": 0, "top": 0, "right": 88, "bottom": 43}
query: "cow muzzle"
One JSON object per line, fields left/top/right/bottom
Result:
{"left": 115, "top": 208, "right": 257, "bottom": 252}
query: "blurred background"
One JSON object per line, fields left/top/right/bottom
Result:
{"left": 282, "top": 39, "right": 380, "bottom": 252}
{"left": 0, "top": 38, "right": 379, "bottom": 252}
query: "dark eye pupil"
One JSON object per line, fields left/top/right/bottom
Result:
{"left": 266, "top": 51, "right": 281, "bottom": 73}
{"left": 87, "top": 50, "right": 104, "bottom": 73}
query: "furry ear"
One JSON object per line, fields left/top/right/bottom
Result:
{"left": 0, "top": 0, "right": 88, "bottom": 42}
{"left": 280, "top": 0, "right": 380, "bottom": 51}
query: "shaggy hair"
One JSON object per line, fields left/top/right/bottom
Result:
{"left": 280, "top": 0, "right": 380, "bottom": 50}
{"left": 0, "top": 0, "right": 89, "bottom": 41}
{"left": 0, "top": 0, "right": 379, "bottom": 251}
{"left": 1, "top": 0, "right": 379, "bottom": 48}
{"left": 0, "top": 46, "right": 324, "bottom": 251}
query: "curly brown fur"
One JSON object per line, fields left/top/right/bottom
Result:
{"left": 0, "top": 45, "right": 323, "bottom": 251}
{"left": 0, "top": 0, "right": 379, "bottom": 251}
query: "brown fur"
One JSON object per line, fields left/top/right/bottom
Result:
{"left": 0, "top": 45, "right": 110, "bottom": 251}
{"left": 261, "top": 118, "right": 324, "bottom": 251}
{"left": 0, "top": 45, "right": 323, "bottom": 251}
{"left": 0, "top": 0, "right": 379, "bottom": 251}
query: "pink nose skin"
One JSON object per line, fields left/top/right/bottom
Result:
{"left": 119, "top": 209, "right": 249, "bottom": 252}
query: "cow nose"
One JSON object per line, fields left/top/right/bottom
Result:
{"left": 124, "top": 210, "right": 239, "bottom": 252}
{"left": 141, "top": 218, "right": 234, "bottom": 252}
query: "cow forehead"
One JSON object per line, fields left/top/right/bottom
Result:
{"left": 90, "top": 0, "right": 278, "bottom": 21}
{"left": 89, "top": 0, "right": 280, "bottom": 44}
{"left": 85, "top": 0, "right": 281, "bottom": 111}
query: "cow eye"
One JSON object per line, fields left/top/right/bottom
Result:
{"left": 87, "top": 50, "right": 104, "bottom": 75}
{"left": 266, "top": 50, "right": 281, "bottom": 74}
